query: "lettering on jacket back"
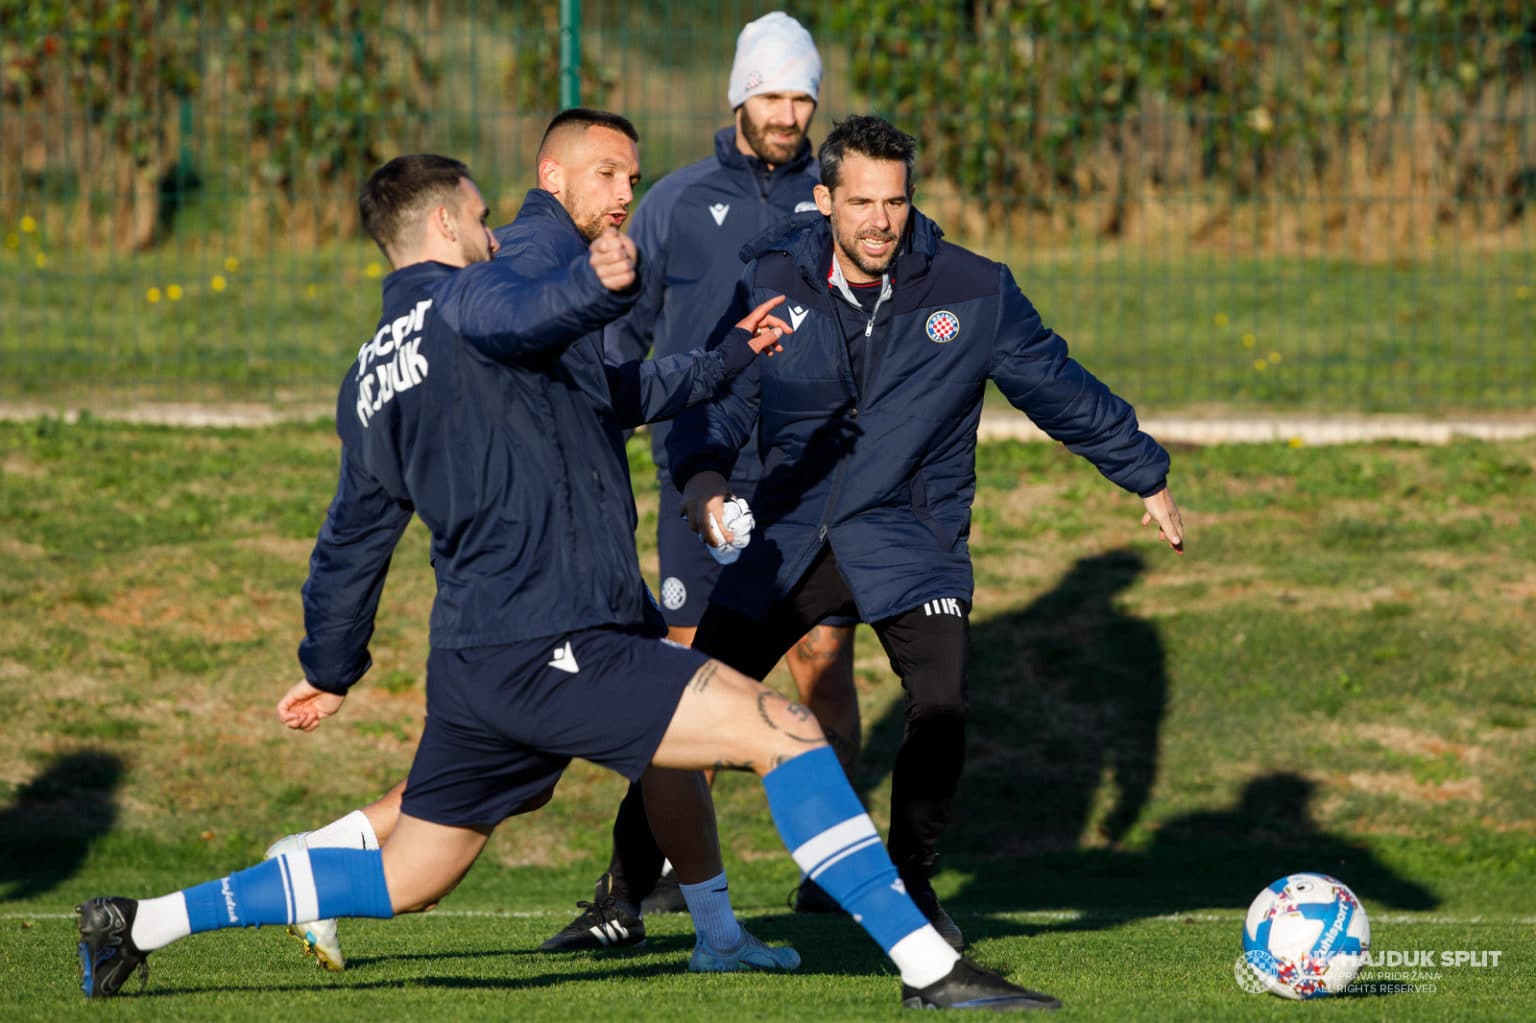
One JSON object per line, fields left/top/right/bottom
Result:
{"left": 355, "top": 298, "right": 433, "bottom": 428}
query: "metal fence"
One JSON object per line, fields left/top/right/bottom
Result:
{"left": 1, "top": 1, "right": 1532, "bottom": 415}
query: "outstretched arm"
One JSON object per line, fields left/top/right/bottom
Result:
{"left": 989, "top": 266, "right": 1182, "bottom": 551}
{"left": 604, "top": 294, "right": 789, "bottom": 427}
{"left": 444, "top": 227, "right": 642, "bottom": 363}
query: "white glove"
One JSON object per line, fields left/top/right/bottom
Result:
{"left": 704, "top": 497, "right": 755, "bottom": 565}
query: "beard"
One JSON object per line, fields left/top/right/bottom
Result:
{"left": 569, "top": 205, "right": 609, "bottom": 243}
{"left": 739, "top": 105, "right": 807, "bottom": 166}
{"left": 831, "top": 214, "right": 899, "bottom": 279}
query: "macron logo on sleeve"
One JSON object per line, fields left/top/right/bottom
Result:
{"left": 548, "top": 642, "right": 580, "bottom": 674}
{"left": 709, "top": 203, "right": 730, "bottom": 226}
{"left": 788, "top": 304, "right": 810, "bottom": 331}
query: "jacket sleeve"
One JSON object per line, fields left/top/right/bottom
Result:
{"left": 441, "top": 250, "right": 641, "bottom": 363}
{"left": 603, "top": 325, "right": 757, "bottom": 428}
{"left": 603, "top": 195, "right": 669, "bottom": 367}
{"left": 989, "top": 266, "right": 1170, "bottom": 496}
{"left": 296, "top": 444, "right": 414, "bottom": 693}
{"left": 665, "top": 276, "right": 763, "bottom": 486}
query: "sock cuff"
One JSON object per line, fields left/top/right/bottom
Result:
{"left": 677, "top": 871, "right": 729, "bottom": 897}
{"left": 307, "top": 808, "right": 381, "bottom": 851}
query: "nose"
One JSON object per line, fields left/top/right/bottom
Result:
{"left": 617, "top": 180, "right": 634, "bottom": 207}
{"left": 486, "top": 227, "right": 500, "bottom": 254}
{"left": 870, "top": 204, "right": 891, "bottom": 230}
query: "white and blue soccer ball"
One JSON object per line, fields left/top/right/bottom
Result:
{"left": 1240, "top": 873, "right": 1370, "bottom": 999}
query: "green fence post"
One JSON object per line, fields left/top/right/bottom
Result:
{"left": 560, "top": 0, "right": 581, "bottom": 109}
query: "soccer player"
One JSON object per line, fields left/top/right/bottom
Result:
{"left": 73, "top": 148, "right": 1063, "bottom": 1013}
{"left": 648, "top": 114, "right": 1187, "bottom": 951}
{"left": 260, "top": 109, "right": 799, "bottom": 974}
{"left": 544, "top": 11, "right": 860, "bottom": 944}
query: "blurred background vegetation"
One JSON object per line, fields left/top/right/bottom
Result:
{"left": 0, "top": 0, "right": 1531, "bottom": 410}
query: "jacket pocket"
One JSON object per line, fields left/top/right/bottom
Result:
{"left": 909, "top": 471, "right": 953, "bottom": 549}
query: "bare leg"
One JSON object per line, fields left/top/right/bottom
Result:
{"left": 380, "top": 813, "right": 492, "bottom": 914}
{"left": 649, "top": 659, "right": 829, "bottom": 775}
{"left": 641, "top": 767, "right": 719, "bottom": 885}
{"left": 783, "top": 623, "right": 859, "bottom": 770}
{"left": 361, "top": 779, "right": 406, "bottom": 845}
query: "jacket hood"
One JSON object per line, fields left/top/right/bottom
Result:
{"left": 739, "top": 205, "right": 945, "bottom": 284}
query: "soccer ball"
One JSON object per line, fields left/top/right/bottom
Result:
{"left": 1240, "top": 873, "right": 1370, "bottom": 999}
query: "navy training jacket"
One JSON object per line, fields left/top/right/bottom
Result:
{"left": 297, "top": 190, "right": 757, "bottom": 693}
{"left": 604, "top": 126, "right": 819, "bottom": 483}
{"left": 667, "top": 209, "right": 1171, "bottom": 624}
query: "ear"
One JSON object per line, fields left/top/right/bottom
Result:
{"left": 813, "top": 183, "right": 832, "bottom": 216}
{"left": 432, "top": 202, "right": 458, "bottom": 242}
{"left": 539, "top": 158, "right": 563, "bottom": 195}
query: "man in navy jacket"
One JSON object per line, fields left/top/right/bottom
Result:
{"left": 586, "top": 11, "right": 860, "bottom": 929}
{"left": 264, "top": 111, "right": 804, "bottom": 974}
{"left": 664, "top": 115, "right": 1187, "bottom": 950}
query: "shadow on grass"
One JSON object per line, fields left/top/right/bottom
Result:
{"left": 854, "top": 547, "right": 1438, "bottom": 937}
{"left": 0, "top": 751, "right": 124, "bottom": 903}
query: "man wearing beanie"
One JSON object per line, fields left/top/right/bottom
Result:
{"left": 542, "top": 11, "right": 863, "bottom": 949}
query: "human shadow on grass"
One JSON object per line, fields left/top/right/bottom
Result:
{"left": 0, "top": 751, "right": 123, "bottom": 903}
{"left": 843, "top": 548, "right": 1437, "bottom": 942}
{"left": 135, "top": 959, "right": 710, "bottom": 998}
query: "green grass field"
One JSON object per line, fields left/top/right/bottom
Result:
{"left": 2, "top": 237, "right": 1532, "bottom": 413}
{"left": 1, "top": 420, "right": 1534, "bottom": 1019}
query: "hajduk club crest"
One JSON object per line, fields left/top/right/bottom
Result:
{"left": 925, "top": 310, "right": 960, "bottom": 343}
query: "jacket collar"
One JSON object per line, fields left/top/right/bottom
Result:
{"left": 713, "top": 125, "right": 815, "bottom": 182}
{"left": 512, "top": 187, "right": 587, "bottom": 243}
{"left": 382, "top": 260, "right": 456, "bottom": 305}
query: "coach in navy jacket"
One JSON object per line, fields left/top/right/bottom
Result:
{"left": 669, "top": 213, "right": 1173, "bottom": 624}
{"left": 664, "top": 116, "right": 1184, "bottom": 945}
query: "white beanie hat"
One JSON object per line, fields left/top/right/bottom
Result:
{"left": 727, "top": 12, "right": 822, "bottom": 109}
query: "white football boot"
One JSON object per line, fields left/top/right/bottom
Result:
{"left": 263, "top": 832, "right": 346, "bottom": 971}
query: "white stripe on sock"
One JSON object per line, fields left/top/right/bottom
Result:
{"left": 789, "top": 814, "right": 879, "bottom": 876}
{"left": 275, "top": 852, "right": 294, "bottom": 921}
{"left": 283, "top": 849, "right": 320, "bottom": 924}
{"left": 807, "top": 835, "right": 883, "bottom": 881}
{"left": 889, "top": 926, "right": 961, "bottom": 988}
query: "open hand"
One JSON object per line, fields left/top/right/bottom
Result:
{"left": 277, "top": 679, "right": 346, "bottom": 732}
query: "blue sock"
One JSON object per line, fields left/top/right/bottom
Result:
{"left": 183, "top": 848, "right": 393, "bottom": 934}
{"left": 763, "top": 747, "right": 930, "bottom": 953}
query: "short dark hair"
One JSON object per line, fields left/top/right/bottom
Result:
{"left": 359, "top": 154, "right": 471, "bottom": 258}
{"left": 539, "top": 107, "right": 640, "bottom": 150}
{"left": 817, "top": 115, "right": 917, "bottom": 194}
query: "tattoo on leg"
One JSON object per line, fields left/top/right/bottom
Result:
{"left": 756, "top": 690, "right": 823, "bottom": 743}
{"left": 687, "top": 661, "right": 719, "bottom": 695}
{"left": 795, "top": 626, "right": 839, "bottom": 663}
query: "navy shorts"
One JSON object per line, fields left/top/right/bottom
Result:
{"left": 656, "top": 481, "right": 857, "bottom": 631}
{"left": 401, "top": 624, "right": 707, "bottom": 828}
